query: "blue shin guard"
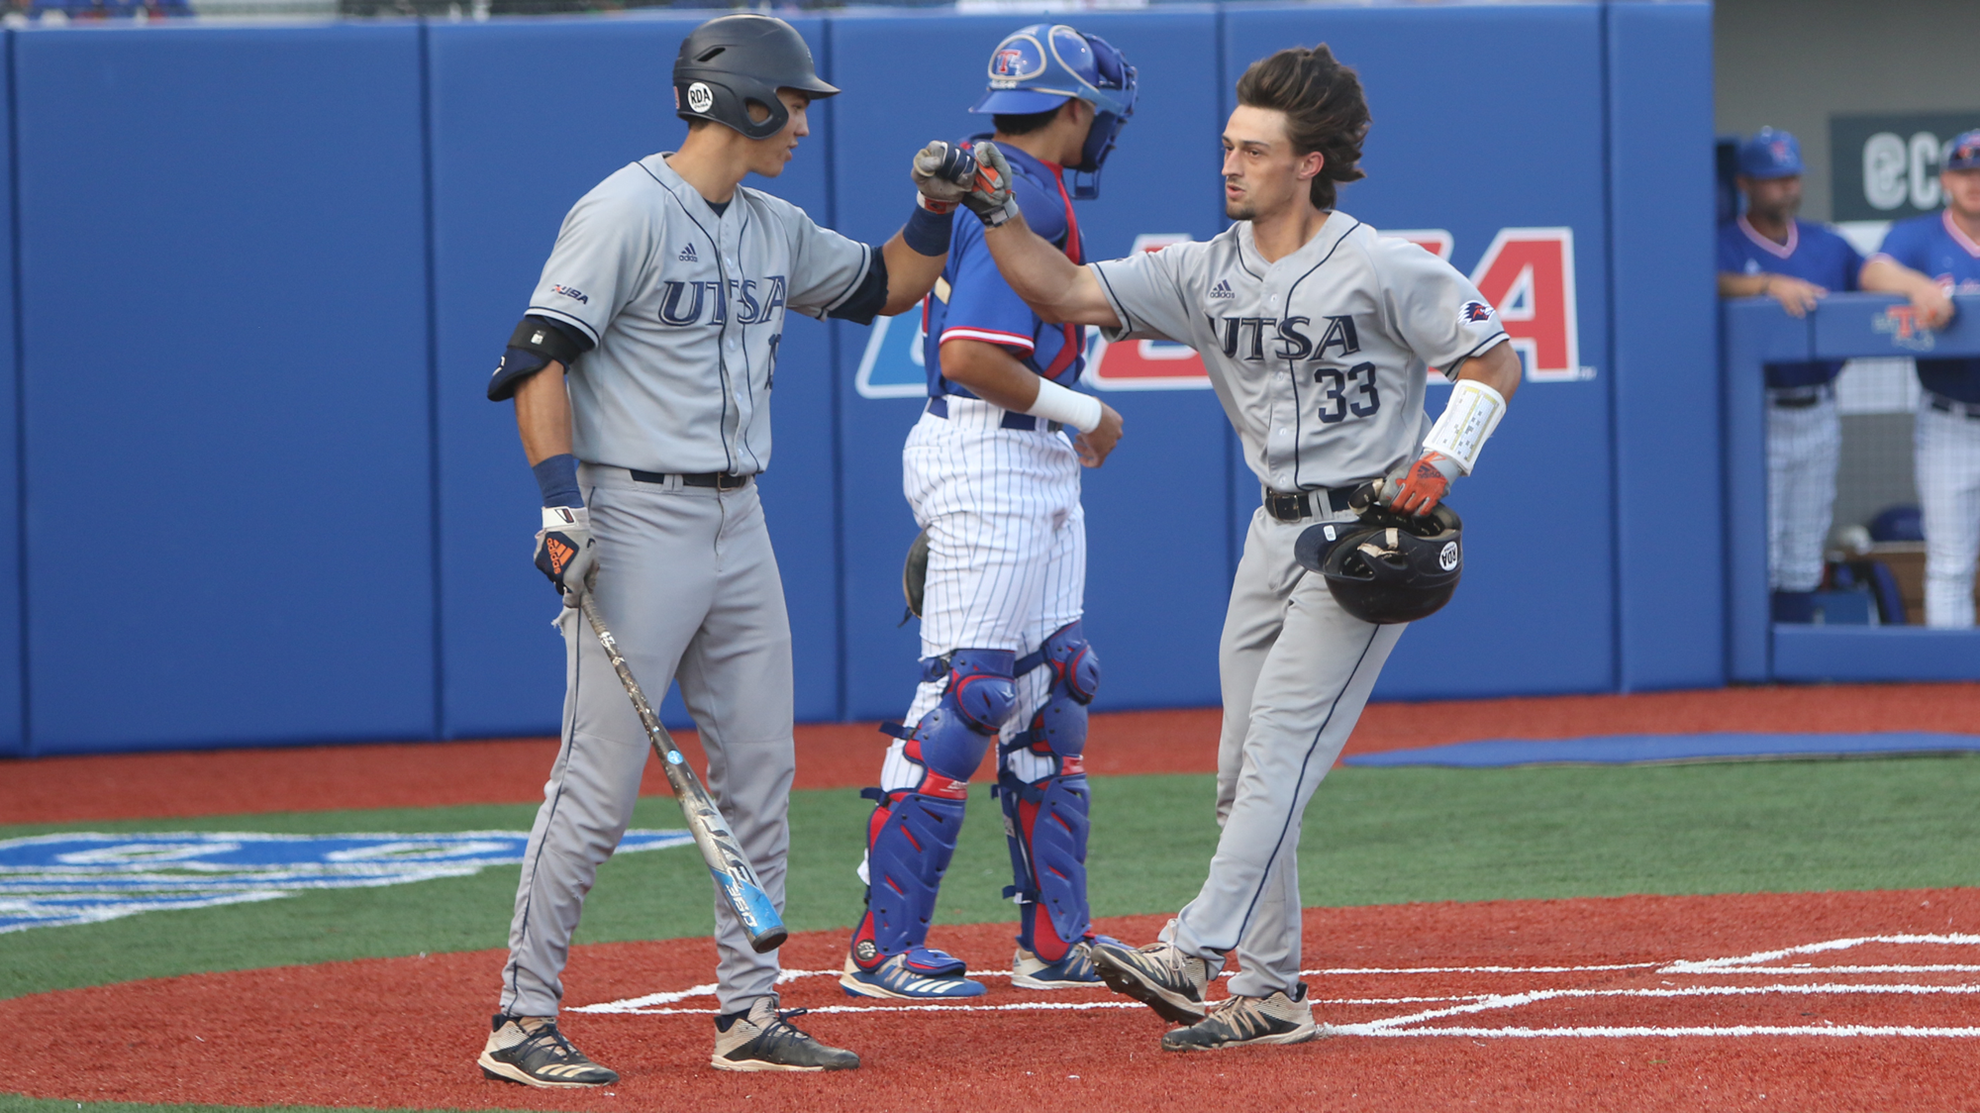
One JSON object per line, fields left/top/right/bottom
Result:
{"left": 851, "top": 649, "right": 1018, "bottom": 970}
{"left": 999, "top": 623, "right": 1101, "bottom": 958}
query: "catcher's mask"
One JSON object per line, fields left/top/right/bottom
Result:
{"left": 1296, "top": 496, "right": 1463, "bottom": 625}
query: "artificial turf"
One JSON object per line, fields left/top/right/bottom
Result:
{"left": 5, "top": 756, "right": 1979, "bottom": 1001}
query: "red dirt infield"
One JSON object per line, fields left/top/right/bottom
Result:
{"left": 7, "top": 888, "right": 1978, "bottom": 1112}
{"left": 9, "top": 682, "right": 1980, "bottom": 824}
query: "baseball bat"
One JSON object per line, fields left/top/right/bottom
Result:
{"left": 579, "top": 594, "right": 788, "bottom": 954}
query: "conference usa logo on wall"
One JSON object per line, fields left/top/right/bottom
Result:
{"left": 853, "top": 227, "right": 1590, "bottom": 397}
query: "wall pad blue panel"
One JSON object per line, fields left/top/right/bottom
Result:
{"left": 17, "top": 25, "right": 434, "bottom": 753}
{"left": 426, "top": 15, "right": 838, "bottom": 736}
{"left": 1226, "top": 4, "right": 1617, "bottom": 699}
{"left": 828, "top": 11, "right": 1232, "bottom": 720}
{"left": 0, "top": 35, "right": 18, "bottom": 756}
{"left": 1609, "top": 1, "right": 1720, "bottom": 691}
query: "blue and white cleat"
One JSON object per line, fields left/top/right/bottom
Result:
{"left": 840, "top": 947, "right": 987, "bottom": 999}
{"left": 1012, "top": 942, "right": 1102, "bottom": 989}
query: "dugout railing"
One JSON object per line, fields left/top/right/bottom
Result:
{"left": 1724, "top": 291, "right": 1980, "bottom": 682}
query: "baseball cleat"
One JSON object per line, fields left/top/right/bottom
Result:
{"left": 1161, "top": 983, "right": 1321, "bottom": 1052}
{"left": 1090, "top": 938, "right": 1213, "bottom": 1023}
{"left": 1011, "top": 942, "right": 1103, "bottom": 989}
{"left": 711, "top": 998, "right": 860, "bottom": 1072}
{"left": 477, "top": 1014, "right": 619, "bottom": 1088}
{"left": 839, "top": 948, "right": 988, "bottom": 999}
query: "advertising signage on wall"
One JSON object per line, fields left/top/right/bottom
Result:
{"left": 855, "top": 225, "right": 1590, "bottom": 397}
{"left": 1832, "top": 111, "right": 1980, "bottom": 221}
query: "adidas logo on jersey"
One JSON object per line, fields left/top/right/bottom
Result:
{"left": 1210, "top": 279, "right": 1234, "bottom": 299}
{"left": 679, "top": 244, "right": 698, "bottom": 262}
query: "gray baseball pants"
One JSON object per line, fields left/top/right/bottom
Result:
{"left": 499, "top": 465, "right": 795, "bottom": 1018}
{"left": 1167, "top": 504, "right": 1405, "bottom": 999}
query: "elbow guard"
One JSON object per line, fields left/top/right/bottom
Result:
{"left": 487, "top": 316, "right": 589, "bottom": 402}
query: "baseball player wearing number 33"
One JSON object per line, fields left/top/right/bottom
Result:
{"left": 918, "top": 44, "right": 1522, "bottom": 1050}
{"left": 476, "top": 15, "right": 959, "bottom": 1082}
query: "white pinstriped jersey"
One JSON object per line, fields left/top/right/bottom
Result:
{"left": 527, "top": 153, "right": 872, "bottom": 476}
{"left": 1090, "top": 211, "right": 1508, "bottom": 491}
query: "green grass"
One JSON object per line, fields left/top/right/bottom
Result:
{"left": 5, "top": 757, "right": 1979, "bottom": 1003}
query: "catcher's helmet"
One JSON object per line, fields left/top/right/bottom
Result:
{"left": 1296, "top": 500, "right": 1463, "bottom": 625}
{"left": 971, "top": 23, "right": 1136, "bottom": 199}
{"left": 674, "top": 15, "right": 839, "bottom": 142}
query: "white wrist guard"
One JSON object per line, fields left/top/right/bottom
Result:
{"left": 1026, "top": 376, "right": 1104, "bottom": 434}
{"left": 1421, "top": 379, "right": 1507, "bottom": 475}
{"left": 542, "top": 505, "right": 590, "bottom": 530}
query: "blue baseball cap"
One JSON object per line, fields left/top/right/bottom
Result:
{"left": 1946, "top": 129, "right": 1980, "bottom": 172}
{"left": 1738, "top": 127, "right": 1803, "bottom": 179}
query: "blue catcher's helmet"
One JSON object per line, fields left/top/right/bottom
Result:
{"left": 970, "top": 23, "right": 1136, "bottom": 200}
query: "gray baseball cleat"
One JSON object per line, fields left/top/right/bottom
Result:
{"left": 1161, "top": 984, "right": 1322, "bottom": 1051}
{"left": 1090, "top": 938, "right": 1214, "bottom": 1023}
{"left": 711, "top": 997, "right": 861, "bottom": 1072}
{"left": 478, "top": 1015, "right": 620, "bottom": 1088}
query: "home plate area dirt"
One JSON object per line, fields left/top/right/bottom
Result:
{"left": 9, "top": 889, "right": 1979, "bottom": 1112}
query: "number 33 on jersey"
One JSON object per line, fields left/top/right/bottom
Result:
{"left": 1090, "top": 214, "right": 1510, "bottom": 491}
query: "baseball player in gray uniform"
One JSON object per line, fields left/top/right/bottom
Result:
{"left": 475, "top": 15, "right": 959, "bottom": 1083}
{"left": 918, "top": 44, "right": 1520, "bottom": 1051}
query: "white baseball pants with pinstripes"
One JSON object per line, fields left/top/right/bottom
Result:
{"left": 879, "top": 396, "right": 1085, "bottom": 794}
{"left": 1765, "top": 395, "right": 1841, "bottom": 594}
{"left": 1166, "top": 505, "right": 1405, "bottom": 999}
{"left": 1917, "top": 397, "right": 1980, "bottom": 627}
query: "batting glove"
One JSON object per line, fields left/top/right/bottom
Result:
{"left": 960, "top": 141, "right": 1022, "bottom": 228}
{"left": 1383, "top": 451, "right": 1462, "bottom": 516}
{"left": 911, "top": 140, "right": 974, "bottom": 215}
{"left": 533, "top": 506, "right": 597, "bottom": 608}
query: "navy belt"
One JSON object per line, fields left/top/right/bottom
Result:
{"left": 926, "top": 396, "right": 1063, "bottom": 433}
{"left": 1264, "top": 486, "right": 1357, "bottom": 523}
{"left": 628, "top": 469, "right": 752, "bottom": 490}
{"left": 1929, "top": 394, "right": 1980, "bottom": 421}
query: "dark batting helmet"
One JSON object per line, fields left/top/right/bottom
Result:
{"left": 1295, "top": 497, "right": 1463, "bottom": 625}
{"left": 674, "top": 15, "right": 839, "bottom": 142}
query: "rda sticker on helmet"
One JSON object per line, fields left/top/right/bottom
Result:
{"left": 1439, "top": 540, "right": 1460, "bottom": 571}
{"left": 686, "top": 82, "right": 715, "bottom": 113}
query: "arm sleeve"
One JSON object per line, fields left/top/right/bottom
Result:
{"left": 525, "top": 186, "right": 654, "bottom": 346}
{"left": 940, "top": 220, "right": 1040, "bottom": 354}
{"left": 1088, "top": 243, "right": 1201, "bottom": 344}
{"left": 1378, "top": 239, "right": 1511, "bottom": 379}
{"left": 783, "top": 203, "right": 878, "bottom": 321}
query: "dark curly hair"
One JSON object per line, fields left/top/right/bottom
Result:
{"left": 1234, "top": 45, "right": 1370, "bottom": 211}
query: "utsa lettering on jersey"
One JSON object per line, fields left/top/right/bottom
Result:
{"left": 843, "top": 22, "right": 1134, "bottom": 1004}
{"left": 916, "top": 42, "right": 1522, "bottom": 1052}
{"left": 479, "top": 14, "right": 960, "bottom": 1081}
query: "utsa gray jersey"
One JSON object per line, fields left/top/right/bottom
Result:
{"left": 1090, "top": 211, "right": 1509, "bottom": 491}
{"left": 526, "top": 153, "right": 873, "bottom": 476}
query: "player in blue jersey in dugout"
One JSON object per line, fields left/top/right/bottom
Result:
{"left": 1872, "top": 130, "right": 1980, "bottom": 627}
{"left": 1715, "top": 127, "right": 1952, "bottom": 623}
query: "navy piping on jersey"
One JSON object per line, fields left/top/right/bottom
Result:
{"left": 647, "top": 167, "right": 737, "bottom": 477}
{"left": 1280, "top": 218, "right": 1361, "bottom": 492}
{"left": 822, "top": 244, "right": 879, "bottom": 317}
{"left": 736, "top": 205, "right": 762, "bottom": 474}
{"left": 1234, "top": 233, "right": 1265, "bottom": 281}
{"left": 1092, "top": 265, "right": 1135, "bottom": 335}
{"left": 1224, "top": 621, "right": 1383, "bottom": 953}
{"left": 1445, "top": 330, "right": 1511, "bottom": 379}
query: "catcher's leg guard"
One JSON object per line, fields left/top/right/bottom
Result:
{"left": 999, "top": 622, "right": 1100, "bottom": 959}
{"left": 850, "top": 649, "right": 1018, "bottom": 970}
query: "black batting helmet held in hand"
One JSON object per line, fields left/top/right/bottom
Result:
{"left": 674, "top": 15, "right": 839, "bottom": 141}
{"left": 1295, "top": 496, "right": 1463, "bottom": 625}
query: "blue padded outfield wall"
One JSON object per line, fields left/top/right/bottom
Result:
{"left": 0, "top": 3, "right": 1716, "bottom": 755}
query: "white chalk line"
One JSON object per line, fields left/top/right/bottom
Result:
{"left": 573, "top": 934, "right": 1980, "bottom": 1037}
